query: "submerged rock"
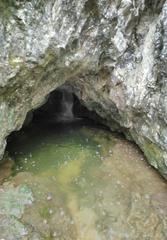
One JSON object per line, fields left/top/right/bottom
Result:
{"left": 0, "top": 0, "right": 167, "bottom": 178}
{"left": 0, "top": 183, "right": 33, "bottom": 239}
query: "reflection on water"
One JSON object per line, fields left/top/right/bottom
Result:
{"left": 1, "top": 120, "right": 167, "bottom": 239}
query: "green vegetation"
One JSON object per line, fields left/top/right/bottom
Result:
{"left": 142, "top": 139, "right": 167, "bottom": 174}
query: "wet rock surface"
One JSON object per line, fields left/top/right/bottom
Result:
{"left": 0, "top": 0, "right": 167, "bottom": 177}
{"left": 1, "top": 120, "right": 167, "bottom": 239}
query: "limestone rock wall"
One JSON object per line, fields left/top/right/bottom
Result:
{"left": 0, "top": 0, "right": 167, "bottom": 178}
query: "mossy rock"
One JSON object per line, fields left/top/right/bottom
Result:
{"left": 135, "top": 136, "right": 167, "bottom": 178}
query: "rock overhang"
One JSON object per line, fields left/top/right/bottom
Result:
{"left": 0, "top": 0, "right": 167, "bottom": 178}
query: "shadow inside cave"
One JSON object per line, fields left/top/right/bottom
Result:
{"left": 7, "top": 83, "right": 109, "bottom": 145}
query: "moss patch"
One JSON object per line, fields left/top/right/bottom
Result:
{"left": 142, "top": 140, "right": 166, "bottom": 170}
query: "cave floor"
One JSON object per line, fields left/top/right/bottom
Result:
{"left": 0, "top": 120, "right": 167, "bottom": 240}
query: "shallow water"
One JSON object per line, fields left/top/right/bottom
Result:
{"left": 1, "top": 120, "right": 167, "bottom": 239}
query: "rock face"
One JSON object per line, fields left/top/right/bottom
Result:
{"left": 0, "top": 0, "right": 167, "bottom": 178}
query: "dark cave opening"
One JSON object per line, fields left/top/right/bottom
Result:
{"left": 7, "top": 84, "right": 109, "bottom": 145}
{"left": 27, "top": 84, "right": 105, "bottom": 126}
{"left": 32, "top": 85, "right": 92, "bottom": 124}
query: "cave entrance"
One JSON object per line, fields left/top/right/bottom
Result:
{"left": 6, "top": 83, "right": 108, "bottom": 155}
{"left": 5, "top": 83, "right": 110, "bottom": 178}
{"left": 22, "top": 84, "right": 104, "bottom": 129}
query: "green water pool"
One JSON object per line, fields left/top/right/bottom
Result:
{"left": 0, "top": 120, "right": 167, "bottom": 240}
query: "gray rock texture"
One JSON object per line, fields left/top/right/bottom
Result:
{"left": 0, "top": 0, "right": 167, "bottom": 178}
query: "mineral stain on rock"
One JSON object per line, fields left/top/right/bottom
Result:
{"left": 0, "top": 120, "right": 166, "bottom": 239}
